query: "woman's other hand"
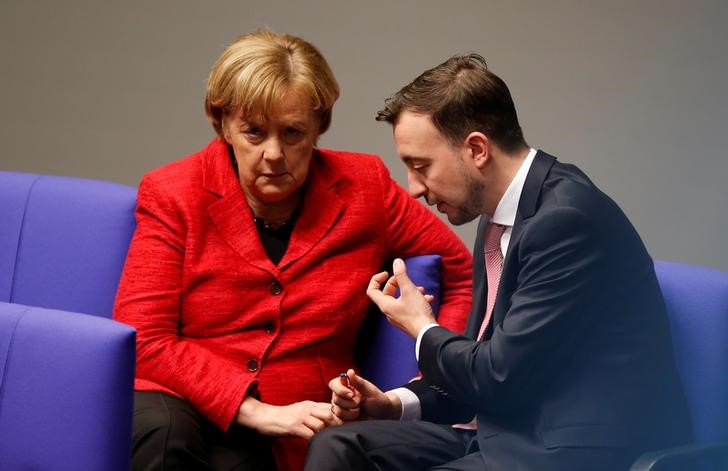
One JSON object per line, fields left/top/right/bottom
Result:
{"left": 235, "top": 396, "right": 342, "bottom": 440}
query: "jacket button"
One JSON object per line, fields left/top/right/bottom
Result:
{"left": 263, "top": 321, "right": 275, "bottom": 334}
{"left": 247, "top": 359, "right": 259, "bottom": 372}
{"left": 270, "top": 281, "right": 282, "bottom": 295}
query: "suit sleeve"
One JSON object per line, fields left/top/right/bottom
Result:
{"left": 415, "top": 206, "right": 609, "bottom": 420}
{"left": 113, "top": 174, "right": 252, "bottom": 431}
{"left": 374, "top": 158, "right": 472, "bottom": 334}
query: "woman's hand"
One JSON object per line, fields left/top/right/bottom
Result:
{"left": 330, "top": 369, "right": 402, "bottom": 421}
{"left": 235, "top": 396, "right": 342, "bottom": 440}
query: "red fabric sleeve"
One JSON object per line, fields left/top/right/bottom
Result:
{"left": 113, "top": 174, "right": 252, "bottom": 430}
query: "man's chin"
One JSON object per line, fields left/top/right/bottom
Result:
{"left": 446, "top": 211, "right": 477, "bottom": 226}
{"left": 435, "top": 202, "right": 477, "bottom": 226}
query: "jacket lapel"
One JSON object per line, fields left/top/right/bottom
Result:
{"left": 203, "top": 139, "right": 272, "bottom": 272}
{"left": 488, "top": 150, "right": 556, "bottom": 335}
{"left": 278, "top": 151, "right": 345, "bottom": 270}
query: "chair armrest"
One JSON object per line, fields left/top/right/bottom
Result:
{"left": 0, "top": 302, "right": 136, "bottom": 471}
{"left": 630, "top": 441, "right": 728, "bottom": 470}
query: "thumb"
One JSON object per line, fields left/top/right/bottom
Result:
{"left": 349, "top": 371, "right": 381, "bottom": 397}
{"left": 392, "top": 258, "right": 417, "bottom": 292}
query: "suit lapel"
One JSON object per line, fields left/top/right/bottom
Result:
{"left": 488, "top": 151, "right": 556, "bottom": 334}
{"left": 203, "top": 140, "right": 273, "bottom": 272}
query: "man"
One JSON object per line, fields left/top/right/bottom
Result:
{"left": 304, "top": 54, "right": 691, "bottom": 470}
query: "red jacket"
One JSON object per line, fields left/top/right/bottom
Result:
{"left": 113, "top": 138, "right": 472, "bottom": 470}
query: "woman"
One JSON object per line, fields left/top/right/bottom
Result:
{"left": 114, "top": 29, "right": 472, "bottom": 471}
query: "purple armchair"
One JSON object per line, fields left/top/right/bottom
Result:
{"left": 0, "top": 171, "right": 136, "bottom": 470}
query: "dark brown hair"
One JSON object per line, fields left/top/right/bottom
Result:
{"left": 376, "top": 54, "right": 526, "bottom": 152}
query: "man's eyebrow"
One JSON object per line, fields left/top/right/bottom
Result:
{"left": 402, "top": 155, "right": 429, "bottom": 164}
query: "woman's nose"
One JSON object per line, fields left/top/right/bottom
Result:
{"left": 262, "top": 138, "right": 284, "bottom": 161}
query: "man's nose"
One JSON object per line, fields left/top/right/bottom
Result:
{"left": 407, "top": 172, "right": 426, "bottom": 199}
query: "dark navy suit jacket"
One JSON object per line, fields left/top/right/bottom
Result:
{"left": 405, "top": 151, "right": 691, "bottom": 470}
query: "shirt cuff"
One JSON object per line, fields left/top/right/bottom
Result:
{"left": 389, "top": 387, "right": 421, "bottom": 421}
{"left": 416, "top": 323, "right": 440, "bottom": 361}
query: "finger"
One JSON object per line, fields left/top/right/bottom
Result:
{"left": 381, "top": 275, "right": 399, "bottom": 297}
{"left": 392, "top": 258, "right": 417, "bottom": 292}
{"left": 306, "top": 415, "right": 327, "bottom": 431}
{"left": 348, "top": 371, "right": 381, "bottom": 398}
{"left": 331, "top": 403, "right": 360, "bottom": 421}
{"left": 424, "top": 294, "right": 435, "bottom": 303}
{"left": 328, "top": 376, "right": 354, "bottom": 398}
{"left": 333, "top": 394, "right": 360, "bottom": 410}
{"left": 297, "top": 423, "right": 316, "bottom": 440}
{"left": 311, "top": 404, "right": 343, "bottom": 426}
{"left": 367, "top": 283, "right": 392, "bottom": 308}
{"left": 367, "top": 271, "right": 389, "bottom": 291}
{"left": 367, "top": 272, "right": 392, "bottom": 305}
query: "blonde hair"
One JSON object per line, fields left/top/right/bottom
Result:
{"left": 205, "top": 29, "right": 340, "bottom": 138}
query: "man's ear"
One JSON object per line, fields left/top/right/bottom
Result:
{"left": 465, "top": 132, "right": 490, "bottom": 168}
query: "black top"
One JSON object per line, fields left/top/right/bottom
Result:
{"left": 229, "top": 146, "right": 295, "bottom": 265}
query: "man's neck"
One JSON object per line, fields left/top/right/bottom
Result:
{"left": 484, "top": 146, "right": 529, "bottom": 217}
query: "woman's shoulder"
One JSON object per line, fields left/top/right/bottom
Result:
{"left": 142, "top": 139, "right": 224, "bottom": 190}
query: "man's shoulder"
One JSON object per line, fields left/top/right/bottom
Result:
{"left": 540, "top": 159, "right": 614, "bottom": 213}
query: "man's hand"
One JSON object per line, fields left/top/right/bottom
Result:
{"left": 330, "top": 369, "right": 402, "bottom": 421}
{"left": 235, "top": 396, "right": 342, "bottom": 440}
{"left": 366, "top": 258, "right": 437, "bottom": 338}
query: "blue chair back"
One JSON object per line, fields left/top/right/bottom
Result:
{"left": 0, "top": 171, "right": 137, "bottom": 317}
{"left": 654, "top": 260, "right": 728, "bottom": 443}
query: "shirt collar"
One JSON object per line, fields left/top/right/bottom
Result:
{"left": 491, "top": 148, "right": 537, "bottom": 227}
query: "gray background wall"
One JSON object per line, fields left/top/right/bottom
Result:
{"left": 2, "top": 0, "right": 726, "bottom": 271}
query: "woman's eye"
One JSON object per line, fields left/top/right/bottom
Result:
{"left": 283, "top": 127, "right": 305, "bottom": 143}
{"left": 244, "top": 127, "right": 264, "bottom": 141}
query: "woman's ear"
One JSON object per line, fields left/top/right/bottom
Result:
{"left": 465, "top": 132, "right": 490, "bottom": 168}
{"left": 220, "top": 115, "right": 232, "bottom": 144}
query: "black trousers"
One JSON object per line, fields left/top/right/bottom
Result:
{"left": 132, "top": 391, "right": 276, "bottom": 471}
{"left": 304, "top": 420, "right": 480, "bottom": 471}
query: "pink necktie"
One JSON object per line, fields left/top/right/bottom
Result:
{"left": 453, "top": 222, "right": 507, "bottom": 431}
{"left": 477, "top": 223, "right": 506, "bottom": 341}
